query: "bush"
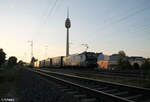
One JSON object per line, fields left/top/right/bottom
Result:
{"left": 133, "top": 63, "right": 140, "bottom": 70}
{"left": 8, "top": 56, "right": 17, "bottom": 67}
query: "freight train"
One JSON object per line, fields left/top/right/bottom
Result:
{"left": 38, "top": 52, "right": 97, "bottom": 68}
{"left": 35, "top": 52, "right": 146, "bottom": 70}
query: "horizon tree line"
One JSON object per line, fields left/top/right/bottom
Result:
{"left": 0, "top": 48, "right": 18, "bottom": 68}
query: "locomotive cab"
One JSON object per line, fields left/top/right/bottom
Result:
{"left": 84, "top": 52, "right": 98, "bottom": 68}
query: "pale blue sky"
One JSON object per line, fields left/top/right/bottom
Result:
{"left": 0, "top": 0, "right": 150, "bottom": 62}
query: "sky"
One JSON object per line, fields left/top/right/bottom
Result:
{"left": 0, "top": 0, "right": 150, "bottom": 62}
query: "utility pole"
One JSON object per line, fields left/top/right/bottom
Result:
{"left": 65, "top": 8, "right": 71, "bottom": 56}
{"left": 28, "top": 40, "right": 33, "bottom": 59}
{"left": 45, "top": 45, "right": 48, "bottom": 58}
{"left": 23, "top": 52, "right": 27, "bottom": 62}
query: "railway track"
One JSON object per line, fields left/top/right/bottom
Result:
{"left": 29, "top": 68, "right": 150, "bottom": 102}
{"left": 42, "top": 68, "right": 148, "bottom": 82}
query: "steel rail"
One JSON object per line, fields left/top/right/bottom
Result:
{"left": 35, "top": 68, "right": 150, "bottom": 102}
{"left": 28, "top": 68, "right": 134, "bottom": 102}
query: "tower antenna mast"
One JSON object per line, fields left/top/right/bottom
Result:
{"left": 67, "top": 8, "right": 69, "bottom": 18}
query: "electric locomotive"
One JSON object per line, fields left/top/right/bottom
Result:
{"left": 63, "top": 52, "right": 97, "bottom": 68}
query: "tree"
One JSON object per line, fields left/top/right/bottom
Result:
{"left": 118, "top": 50, "right": 126, "bottom": 57}
{"left": 8, "top": 56, "right": 17, "bottom": 67}
{"left": 18, "top": 60, "right": 24, "bottom": 67}
{"left": 0, "top": 48, "right": 6, "bottom": 67}
{"left": 133, "top": 63, "right": 140, "bottom": 69}
{"left": 141, "top": 59, "right": 150, "bottom": 83}
{"left": 141, "top": 59, "right": 150, "bottom": 71}
{"left": 117, "top": 50, "right": 132, "bottom": 70}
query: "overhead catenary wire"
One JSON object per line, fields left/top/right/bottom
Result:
{"left": 43, "top": 0, "right": 59, "bottom": 24}
{"left": 35, "top": 0, "right": 54, "bottom": 36}
{"left": 112, "top": 5, "right": 150, "bottom": 25}
{"left": 96, "top": 1, "right": 150, "bottom": 32}
{"left": 36, "top": 0, "right": 60, "bottom": 37}
{"left": 52, "top": 0, "right": 65, "bottom": 16}
{"left": 92, "top": 3, "right": 150, "bottom": 43}
{"left": 128, "top": 24, "right": 150, "bottom": 34}
{"left": 39, "top": 0, "right": 53, "bottom": 26}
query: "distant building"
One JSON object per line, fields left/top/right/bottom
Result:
{"left": 97, "top": 53, "right": 118, "bottom": 70}
{"left": 97, "top": 54, "right": 145, "bottom": 70}
{"left": 128, "top": 56, "right": 145, "bottom": 67}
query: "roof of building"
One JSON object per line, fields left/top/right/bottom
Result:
{"left": 129, "top": 56, "right": 145, "bottom": 61}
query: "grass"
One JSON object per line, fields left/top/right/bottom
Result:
{"left": 0, "top": 67, "right": 20, "bottom": 98}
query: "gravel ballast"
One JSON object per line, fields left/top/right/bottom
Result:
{"left": 18, "top": 68, "right": 72, "bottom": 102}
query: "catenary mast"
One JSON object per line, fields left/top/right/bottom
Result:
{"left": 65, "top": 9, "right": 71, "bottom": 56}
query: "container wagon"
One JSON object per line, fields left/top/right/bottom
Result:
{"left": 44, "top": 58, "right": 52, "bottom": 67}
{"left": 39, "top": 60, "right": 46, "bottom": 68}
{"left": 51, "top": 56, "right": 64, "bottom": 67}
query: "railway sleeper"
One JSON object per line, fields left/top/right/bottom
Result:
{"left": 59, "top": 88, "right": 96, "bottom": 102}
{"left": 88, "top": 83, "right": 101, "bottom": 86}
{"left": 73, "top": 95, "right": 87, "bottom": 102}
{"left": 56, "top": 85, "right": 68, "bottom": 89}
{"left": 81, "top": 98, "right": 97, "bottom": 102}
{"left": 142, "top": 99, "right": 150, "bottom": 102}
{"left": 106, "top": 89, "right": 120, "bottom": 94}
{"left": 57, "top": 86, "right": 68, "bottom": 89}
{"left": 113, "top": 91, "right": 128, "bottom": 96}
{"left": 61, "top": 88, "right": 75, "bottom": 92}
{"left": 73, "top": 95, "right": 87, "bottom": 99}
{"left": 57, "top": 86, "right": 98, "bottom": 102}
{"left": 103, "top": 89, "right": 118, "bottom": 93}
{"left": 66, "top": 91, "right": 79, "bottom": 95}
{"left": 125, "top": 94, "right": 142, "bottom": 101}
{"left": 90, "top": 85, "right": 101, "bottom": 88}
{"left": 96, "top": 87, "right": 109, "bottom": 91}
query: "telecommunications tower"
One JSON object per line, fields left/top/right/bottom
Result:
{"left": 65, "top": 9, "right": 71, "bottom": 56}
